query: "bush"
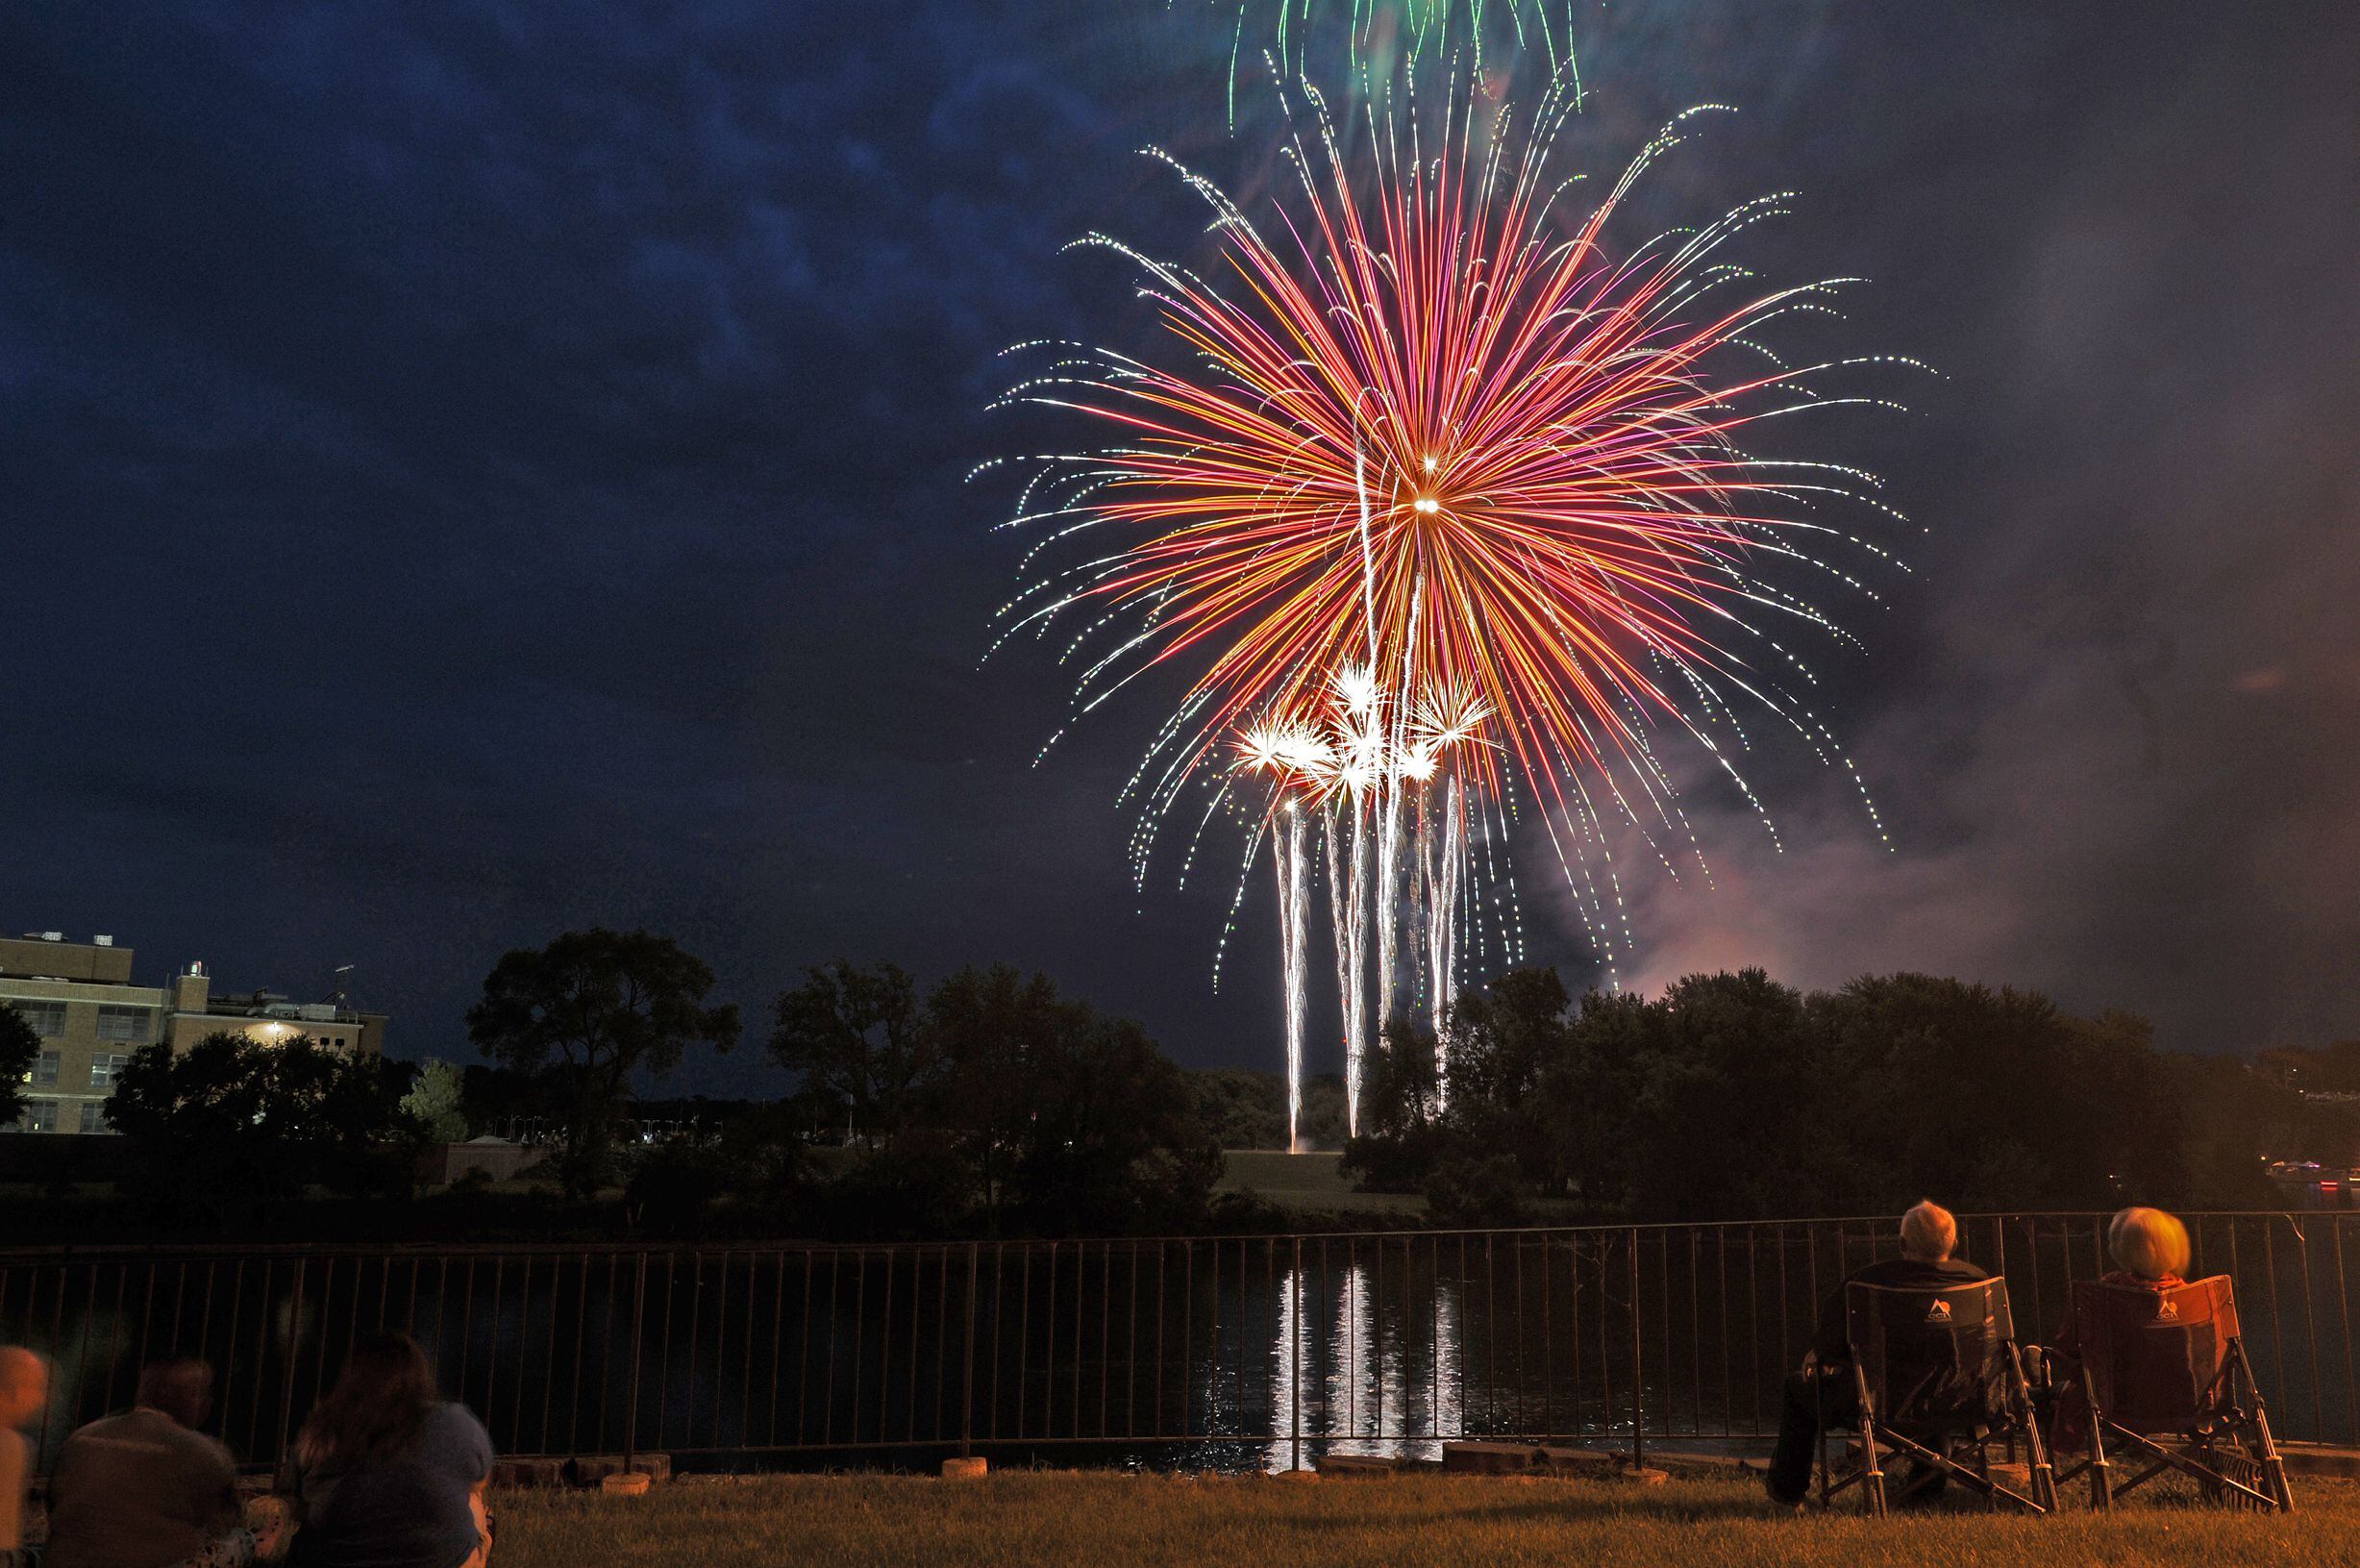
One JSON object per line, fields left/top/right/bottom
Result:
{"left": 1423, "top": 1153, "right": 1529, "bottom": 1228}
{"left": 622, "top": 1141, "right": 727, "bottom": 1233}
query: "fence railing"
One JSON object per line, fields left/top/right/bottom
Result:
{"left": 4, "top": 1211, "right": 2354, "bottom": 1474}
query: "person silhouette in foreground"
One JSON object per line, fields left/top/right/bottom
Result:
{"left": 1762, "top": 1200, "right": 1988, "bottom": 1508}
{"left": 0, "top": 1346, "right": 48, "bottom": 1568}
{"left": 282, "top": 1332, "right": 493, "bottom": 1568}
{"left": 46, "top": 1357, "right": 252, "bottom": 1568}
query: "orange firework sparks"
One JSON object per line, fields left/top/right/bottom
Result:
{"left": 989, "top": 69, "right": 1913, "bottom": 986}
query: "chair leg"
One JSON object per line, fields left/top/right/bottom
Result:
{"left": 2235, "top": 1343, "right": 2294, "bottom": 1513}
{"left": 2252, "top": 1408, "right": 2294, "bottom": 1513}
{"left": 1816, "top": 1419, "right": 1829, "bottom": 1505}
{"left": 2008, "top": 1342, "right": 2056, "bottom": 1510}
{"left": 2082, "top": 1369, "right": 2113, "bottom": 1510}
{"left": 1854, "top": 1364, "right": 1886, "bottom": 1519}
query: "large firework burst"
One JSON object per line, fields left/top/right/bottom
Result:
{"left": 986, "top": 69, "right": 1915, "bottom": 1136}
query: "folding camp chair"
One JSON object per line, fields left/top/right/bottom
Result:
{"left": 1815, "top": 1278, "right": 2053, "bottom": 1516}
{"left": 2050, "top": 1276, "right": 2292, "bottom": 1512}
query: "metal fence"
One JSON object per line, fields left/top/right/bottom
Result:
{"left": 5, "top": 1211, "right": 2356, "bottom": 1475}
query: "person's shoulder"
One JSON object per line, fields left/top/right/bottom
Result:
{"left": 1845, "top": 1257, "right": 1917, "bottom": 1285}
{"left": 430, "top": 1400, "right": 490, "bottom": 1436}
{"left": 425, "top": 1402, "right": 493, "bottom": 1460}
{"left": 166, "top": 1420, "right": 236, "bottom": 1472}
{"left": 1947, "top": 1258, "right": 1992, "bottom": 1281}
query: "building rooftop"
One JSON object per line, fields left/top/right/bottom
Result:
{"left": 0, "top": 933, "right": 137, "bottom": 986}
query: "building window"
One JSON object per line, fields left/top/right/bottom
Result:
{"left": 89, "top": 1052, "right": 131, "bottom": 1089}
{"left": 21, "top": 1100, "right": 57, "bottom": 1132}
{"left": 78, "top": 1101, "right": 107, "bottom": 1134}
{"left": 32, "top": 1051, "right": 60, "bottom": 1088}
{"left": 94, "top": 1006, "right": 152, "bottom": 1043}
{"left": 11, "top": 1001, "right": 66, "bottom": 1038}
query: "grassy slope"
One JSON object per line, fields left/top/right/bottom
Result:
{"left": 1216, "top": 1150, "right": 1425, "bottom": 1215}
{"left": 491, "top": 1472, "right": 2352, "bottom": 1568}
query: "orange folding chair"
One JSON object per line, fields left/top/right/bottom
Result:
{"left": 1816, "top": 1278, "right": 2053, "bottom": 1516}
{"left": 2051, "top": 1276, "right": 2292, "bottom": 1511}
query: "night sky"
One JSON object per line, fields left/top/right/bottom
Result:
{"left": 3, "top": 2, "right": 2353, "bottom": 1095}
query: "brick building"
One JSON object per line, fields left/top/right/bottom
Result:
{"left": 2, "top": 931, "right": 386, "bottom": 1133}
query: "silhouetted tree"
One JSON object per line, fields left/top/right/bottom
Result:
{"left": 1006, "top": 992, "right": 1223, "bottom": 1234}
{"left": 924, "top": 964, "right": 1223, "bottom": 1233}
{"left": 467, "top": 929, "right": 740, "bottom": 1199}
{"left": 1340, "top": 1015, "right": 1448, "bottom": 1191}
{"left": 106, "top": 1033, "right": 423, "bottom": 1219}
{"left": 1187, "top": 1067, "right": 1288, "bottom": 1151}
{"left": 768, "top": 960, "right": 930, "bottom": 1148}
{"left": 1533, "top": 987, "right": 1652, "bottom": 1210}
{"left": 925, "top": 964, "right": 1060, "bottom": 1224}
{"left": 0, "top": 1003, "right": 37, "bottom": 1129}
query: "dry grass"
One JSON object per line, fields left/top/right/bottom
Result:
{"left": 488, "top": 1470, "right": 2355, "bottom": 1568}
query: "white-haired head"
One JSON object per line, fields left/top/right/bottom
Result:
{"left": 2108, "top": 1207, "right": 2191, "bottom": 1282}
{"left": 1900, "top": 1201, "right": 1957, "bottom": 1262}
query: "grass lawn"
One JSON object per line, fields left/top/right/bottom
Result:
{"left": 490, "top": 1471, "right": 2353, "bottom": 1568}
{"left": 1216, "top": 1150, "right": 1426, "bottom": 1215}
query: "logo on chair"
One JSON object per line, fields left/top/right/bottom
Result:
{"left": 1925, "top": 1300, "right": 1952, "bottom": 1325}
{"left": 2157, "top": 1299, "right": 2180, "bottom": 1322}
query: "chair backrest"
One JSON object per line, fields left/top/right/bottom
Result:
{"left": 2071, "top": 1274, "right": 2240, "bottom": 1432}
{"left": 1846, "top": 1277, "right": 2015, "bottom": 1430}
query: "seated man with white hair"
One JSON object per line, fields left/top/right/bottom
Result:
{"left": 1762, "top": 1200, "right": 1987, "bottom": 1507}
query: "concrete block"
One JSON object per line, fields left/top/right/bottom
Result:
{"left": 941, "top": 1456, "right": 990, "bottom": 1480}
{"left": 600, "top": 1472, "right": 652, "bottom": 1497}
{"left": 1315, "top": 1455, "right": 1401, "bottom": 1479}
{"left": 490, "top": 1457, "right": 567, "bottom": 1490}
{"left": 565, "top": 1454, "right": 673, "bottom": 1486}
{"left": 1441, "top": 1441, "right": 1539, "bottom": 1474}
{"left": 2280, "top": 1444, "right": 2360, "bottom": 1480}
{"left": 1537, "top": 1446, "right": 1623, "bottom": 1476}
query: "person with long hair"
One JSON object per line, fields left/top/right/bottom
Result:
{"left": 284, "top": 1332, "right": 492, "bottom": 1568}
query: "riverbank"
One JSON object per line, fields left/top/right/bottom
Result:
{"left": 489, "top": 1471, "right": 2352, "bottom": 1568}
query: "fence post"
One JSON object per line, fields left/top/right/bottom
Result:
{"left": 623, "top": 1252, "right": 647, "bottom": 1472}
{"left": 1290, "top": 1235, "right": 1304, "bottom": 1474}
{"left": 276, "top": 1258, "right": 307, "bottom": 1469}
{"left": 1627, "top": 1230, "right": 1645, "bottom": 1474}
{"left": 961, "top": 1243, "right": 979, "bottom": 1460}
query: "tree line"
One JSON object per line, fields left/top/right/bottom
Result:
{"left": 0, "top": 931, "right": 1225, "bottom": 1237}
{"left": 1342, "top": 967, "right": 2355, "bottom": 1225}
{"left": 6, "top": 930, "right": 2351, "bottom": 1237}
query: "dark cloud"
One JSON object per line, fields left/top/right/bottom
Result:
{"left": 0, "top": 0, "right": 2351, "bottom": 1090}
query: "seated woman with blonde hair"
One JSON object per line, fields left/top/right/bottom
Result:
{"left": 2099, "top": 1206, "right": 2191, "bottom": 1289}
{"left": 2043, "top": 1205, "right": 2194, "bottom": 1443}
